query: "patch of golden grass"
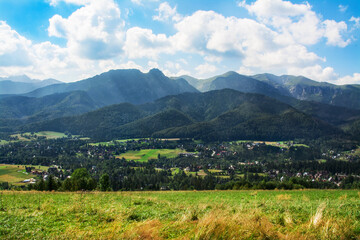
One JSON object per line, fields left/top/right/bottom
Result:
{"left": 339, "top": 194, "right": 347, "bottom": 200}
{"left": 121, "top": 220, "right": 163, "bottom": 240}
{"left": 310, "top": 202, "right": 326, "bottom": 227}
{"left": 277, "top": 194, "right": 292, "bottom": 201}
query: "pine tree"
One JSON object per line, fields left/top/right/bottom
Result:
{"left": 99, "top": 173, "right": 111, "bottom": 191}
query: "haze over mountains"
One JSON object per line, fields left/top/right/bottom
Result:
{"left": 1, "top": 68, "right": 360, "bottom": 141}
{"left": 0, "top": 75, "right": 61, "bottom": 95}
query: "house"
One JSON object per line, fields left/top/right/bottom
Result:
{"left": 25, "top": 166, "right": 35, "bottom": 173}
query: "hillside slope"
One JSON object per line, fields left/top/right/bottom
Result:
{"left": 24, "top": 89, "right": 342, "bottom": 141}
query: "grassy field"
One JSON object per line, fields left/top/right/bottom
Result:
{"left": 116, "top": 149, "right": 186, "bottom": 162}
{"left": 10, "top": 131, "right": 67, "bottom": 141}
{"left": 0, "top": 190, "right": 358, "bottom": 239}
{"left": 0, "top": 164, "right": 48, "bottom": 185}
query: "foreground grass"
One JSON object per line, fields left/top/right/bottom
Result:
{"left": 0, "top": 190, "right": 359, "bottom": 239}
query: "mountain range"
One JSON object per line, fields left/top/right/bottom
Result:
{"left": 23, "top": 89, "right": 342, "bottom": 141}
{"left": 1, "top": 68, "right": 360, "bottom": 141}
{"left": 177, "top": 72, "right": 360, "bottom": 110}
{"left": 0, "top": 75, "right": 61, "bottom": 95}
{"left": 24, "top": 69, "right": 198, "bottom": 106}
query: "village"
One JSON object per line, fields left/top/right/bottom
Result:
{"left": 0, "top": 137, "right": 359, "bottom": 190}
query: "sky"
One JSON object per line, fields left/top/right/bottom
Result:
{"left": 0, "top": 0, "right": 359, "bottom": 84}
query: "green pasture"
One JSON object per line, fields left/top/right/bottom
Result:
{"left": 116, "top": 149, "right": 186, "bottom": 162}
{"left": 0, "top": 164, "right": 48, "bottom": 185}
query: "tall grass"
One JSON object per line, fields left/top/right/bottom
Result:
{"left": 0, "top": 190, "right": 359, "bottom": 239}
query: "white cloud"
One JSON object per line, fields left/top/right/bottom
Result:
{"left": 1, "top": 0, "right": 358, "bottom": 85}
{"left": 242, "top": 0, "right": 350, "bottom": 47}
{"left": 350, "top": 16, "right": 360, "bottom": 28}
{"left": 131, "top": 0, "right": 159, "bottom": 6}
{"left": 237, "top": 66, "right": 254, "bottom": 75}
{"left": 48, "top": 0, "right": 125, "bottom": 60}
{"left": 171, "top": 10, "right": 323, "bottom": 73}
{"left": 195, "top": 63, "right": 217, "bottom": 77}
{"left": 339, "top": 5, "right": 348, "bottom": 13}
{"left": 336, "top": 73, "right": 360, "bottom": 85}
{"left": 48, "top": 0, "right": 93, "bottom": 6}
{"left": 323, "top": 20, "right": 351, "bottom": 47}
{"left": 124, "top": 27, "right": 172, "bottom": 59}
{"left": 287, "top": 65, "right": 338, "bottom": 82}
{"left": 153, "top": 2, "right": 182, "bottom": 22}
{"left": 243, "top": 44, "right": 323, "bottom": 70}
{"left": 162, "top": 68, "right": 190, "bottom": 77}
{"left": 245, "top": 0, "right": 311, "bottom": 21}
{"left": 0, "top": 21, "right": 32, "bottom": 67}
{"left": 172, "top": 11, "right": 277, "bottom": 57}
{"left": 147, "top": 61, "right": 159, "bottom": 69}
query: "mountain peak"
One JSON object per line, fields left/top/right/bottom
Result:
{"left": 0, "top": 75, "right": 34, "bottom": 83}
{"left": 148, "top": 68, "right": 165, "bottom": 77}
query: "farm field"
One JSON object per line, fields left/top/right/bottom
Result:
{"left": 116, "top": 149, "right": 187, "bottom": 162}
{"left": 0, "top": 190, "right": 359, "bottom": 239}
{"left": 10, "top": 131, "right": 68, "bottom": 141}
{"left": 0, "top": 164, "right": 48, "bottom": 185}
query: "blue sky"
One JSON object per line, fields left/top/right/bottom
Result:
{"left": 0, "top": 0, "right": 359, "bottom": 84}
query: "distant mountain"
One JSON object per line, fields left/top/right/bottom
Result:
{"left": 25, "top": 69, "right": 198, "bottom": 106}
{"left": 0, "top": 91, "right": 99, "bottom": 124}
{"left": 0, "top": 75, "right": 61, "bottom": 94}
{"left": 24, "top": 89, "right": 342, "bottom": 141}
{"left": 252, "top": 73, "right": 360, "bottom": 110}
{"left": 178, "top": 72, "right": 360, "bottom": 110}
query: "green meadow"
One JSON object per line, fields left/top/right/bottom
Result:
{"left": 116, "top": 149, "right": 187, "bottom": 162}
{"left": 0, "top": 165, "right": 48, "bottom": 185}
{"left": 0, "top": 190, "right": 358, "bottom": 239}
{"left": 10, "top": 131, "right": 67, "bottom": 141}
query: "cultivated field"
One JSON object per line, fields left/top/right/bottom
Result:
{"left": 0, "top": 190, "right": 358, "bottom": 239}
{"left": 116, "top": 149, "right": 187, "bottom": 162}
{"left": 0, "top": 164, "right": 48, "bottom": 185}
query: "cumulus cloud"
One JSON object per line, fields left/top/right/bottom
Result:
{"left": 48, "top": 0, "right": 125, "bottom": 60}
{"left": 171, "top": 10, "right": 322, "bottom": 73}
{"left": 124, "top": 27, "right": 172, "bottom": 59}
{"left": 195, "top": 63, "right": 217, "bottom": 77}
{"left": 336, "top": 73, "right": 360, "bottom": 85}
{"left": 0, "top": 21, "right": 32, "bottom": 67}
{"left": 172, "top": 11, "right": 277, "bottom": 57}
{"left": 153, "top": 2, "right": 182, "bottom": 22}
{"left": 1, "top": 0, "right": 358, "bottom": 85}
{"left": 241, "top": 0, "right": 350, "bottom": 47}
{"left": 323, "top": 20, "right": 351, "bottom": 47}
{"left": 287, "top": 65, "right": 338, "bottom": 82}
